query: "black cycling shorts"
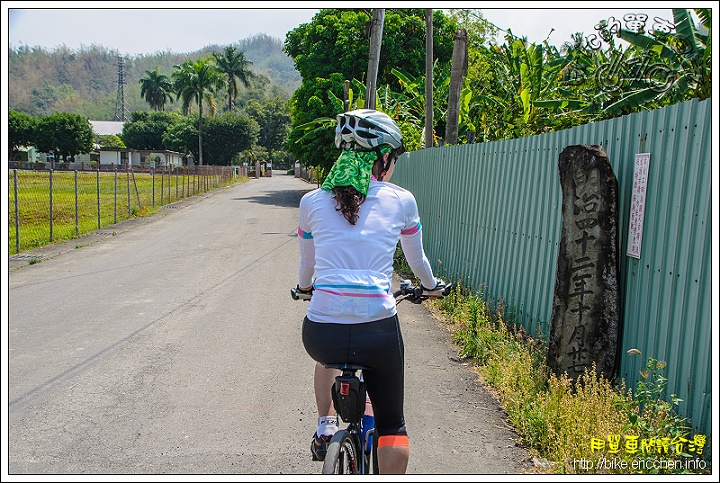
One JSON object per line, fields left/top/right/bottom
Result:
{"left": 302, "top": 315, "right": 408, "bottom": 438}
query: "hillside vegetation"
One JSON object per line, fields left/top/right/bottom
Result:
{"left": 8, "top": 33, "right": 301, "bottom": 121}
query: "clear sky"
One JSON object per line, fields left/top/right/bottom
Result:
{"left": 4, "top": 2, "right": 693, "bottom": 56}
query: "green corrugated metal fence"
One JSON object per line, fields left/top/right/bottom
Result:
{"left": 392, "top": 98, "right": 712, "bottom": 438}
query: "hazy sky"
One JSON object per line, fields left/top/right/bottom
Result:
{"left": 4, "top": 2, "right": 687, "bottom": 56}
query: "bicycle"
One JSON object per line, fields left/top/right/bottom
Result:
{"left": 291, "top": 278, "right": 453, "bottom": 474}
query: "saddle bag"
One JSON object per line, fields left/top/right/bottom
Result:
{"left": 331, "top": 374, "right": 366, "bottom": 423}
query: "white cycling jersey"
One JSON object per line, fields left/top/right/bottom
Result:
{"left": 298, "top": 179, "right": 436, "bottom": 324}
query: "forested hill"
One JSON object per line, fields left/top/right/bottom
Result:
{"left": 8, "top": 33, "right": 301, "bottom": 121}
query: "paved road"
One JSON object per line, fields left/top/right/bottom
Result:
{"left": 7, "top": 172, "right": 533, "bottom": 478}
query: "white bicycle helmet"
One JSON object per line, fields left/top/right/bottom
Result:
{"left": 335, "top": 109, "right": 404, "bottom": 151}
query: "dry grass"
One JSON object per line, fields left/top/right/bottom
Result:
{"left": 424, "top": 279, "right": 710, "bottom": 475}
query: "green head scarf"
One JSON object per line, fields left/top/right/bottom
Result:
{"left": 321, "top": 145, "right": 392, "bottom": 195}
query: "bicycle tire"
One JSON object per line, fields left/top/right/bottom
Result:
{"left": 322, "top": 429, "right": 361, "bottom": 474}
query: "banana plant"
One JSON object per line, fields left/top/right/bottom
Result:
{"left": 467, "top": 32, "right": 567, "bottom": 140}
{"left": 391, "top": 63, "right": 477, "bottom": 146}
{"left": 600, "top": 8, "right": 711, "bottom": 113}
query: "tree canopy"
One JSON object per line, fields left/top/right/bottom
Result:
{"left": 202, "top": 113, "right": 259, "bottom": 165}
{"left": 9, "top": 110, "right": 37, "bottom": 160}
{"left": 244, "top": 97, "right": 292, "bottom": 153}
{"left": 283, "top": 7, "right": 711, "bottom": 173}
{"left": 283, "top": 8, "right": 459, "bottom": 172}
{"left": 9, "top": 8, "right": 710, "bottom": 172}
{"left": 34, "top": 112, "right": 94, "bottom": 163}
{"left": 121, "top": 111, "right": 181, "bottom": 150}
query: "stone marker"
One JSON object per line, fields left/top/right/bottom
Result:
{"left": 547, "top": 144, "right": 621, "bottom": 381}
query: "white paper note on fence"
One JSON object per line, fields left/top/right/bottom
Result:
{"left": 627, "top": 152, "right": 651, "bottom": 258}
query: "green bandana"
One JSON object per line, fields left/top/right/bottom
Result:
{"left": 321, "top": 146, "right": 392, "bottom": 195}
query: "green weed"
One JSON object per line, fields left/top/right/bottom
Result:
{"left": 424, "top": 281, "right": 710, "bottom": 475}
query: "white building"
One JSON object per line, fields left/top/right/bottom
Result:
{"left": 13, "top": 120, "right": 194, "bottom": 170}
{"left": 91, "top": 120, "right": 194, "bottom": 169}
{"left": 99, "top": 148, "right": 192, "bottom": 169}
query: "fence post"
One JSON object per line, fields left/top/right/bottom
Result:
{"left": 127, "top": 168, "right": 131, "bottom": 217}
{"left": 74, "top": 170, "right": 79, "bottom": 237}
{"left": 131, "top": 169, "right": 142, "bottom": 208}
{"left": 49, "top": 169, "right": 54, "bottom": 242}
{"left": 167, "top": 166, "right": 171, "bottom": 202}
{"left": 151, "top": 167, "right": 155, "bottom": 206}
{"left": 114, "top": 168, "right": 118, "bottom": 224}
{"left": 13, "top": 169, "right": 19, "bottom": 254}
{"left": 96, "top": 168, "right": 101, "bottom": 230}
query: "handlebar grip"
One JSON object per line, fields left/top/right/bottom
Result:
{"left": 291, "top": 288, "right": 312, "bottom": 301}
{"left": 419, "top": 282, "right": 453, "bottom": 298}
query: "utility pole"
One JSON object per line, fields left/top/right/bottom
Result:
{"left": 344, "top": 80, "right": 350, "bottom": 112}
{"left": 425, "top": 9, "right": 434, "bottom": 148}
{"left": 445, "top": 28, "right": 468, "bottom": 145}
{"left": 365, "top": 9, "right": 384, "bottom": 110}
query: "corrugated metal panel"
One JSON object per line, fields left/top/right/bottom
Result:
{"left": 393, "top": 98, "right": 712, "bottom": 437}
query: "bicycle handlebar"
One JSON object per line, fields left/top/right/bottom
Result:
{"left": 392, "top": 279, "right": 453, "bottom": 304}
{"left": 291, "top": 279, "right": 452, "bottom": 304}
{"left": 290, "top": 286, "right": 313, "bottom": 301}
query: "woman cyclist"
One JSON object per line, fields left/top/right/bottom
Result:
{"left": 296, "top": 109, "right": 445, "bottom": 474}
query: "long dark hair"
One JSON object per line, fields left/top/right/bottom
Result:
{"left": 332, "top": 185, "right": 366, "bottom": 225}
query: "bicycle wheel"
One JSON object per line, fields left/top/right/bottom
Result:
{"left": 322, "top": 429, "right": 361, "bottom": 474}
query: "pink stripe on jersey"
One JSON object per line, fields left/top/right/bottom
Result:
{"left": 401, "top": 222, "right": 420, "bottom": 236}
{"left": 316, "top": 288, "right": 389, "bottom": 298}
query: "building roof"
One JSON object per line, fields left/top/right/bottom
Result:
{"left": 90, "top": 120, "right": 125, "bottom": 136}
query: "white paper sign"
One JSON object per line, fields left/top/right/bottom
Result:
{"left": 627, "top": 153, "right": 651, "bottom": 258}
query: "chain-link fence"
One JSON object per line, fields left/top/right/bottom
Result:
{"left": 8, "top": 165, "right": 241, "bottom": 255}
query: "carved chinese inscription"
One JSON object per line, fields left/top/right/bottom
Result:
{"left": 548, "top": 145, "right": 621, "bottom": 381}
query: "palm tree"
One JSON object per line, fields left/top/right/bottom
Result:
{"left": 172, "top": 57, "right": 224, "bottom": 165}
{"left": 213, "top": 46, "right": 255, "bottom": 112}
{"left": 139, "top": 68, "right": 174, "bottom": 111}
